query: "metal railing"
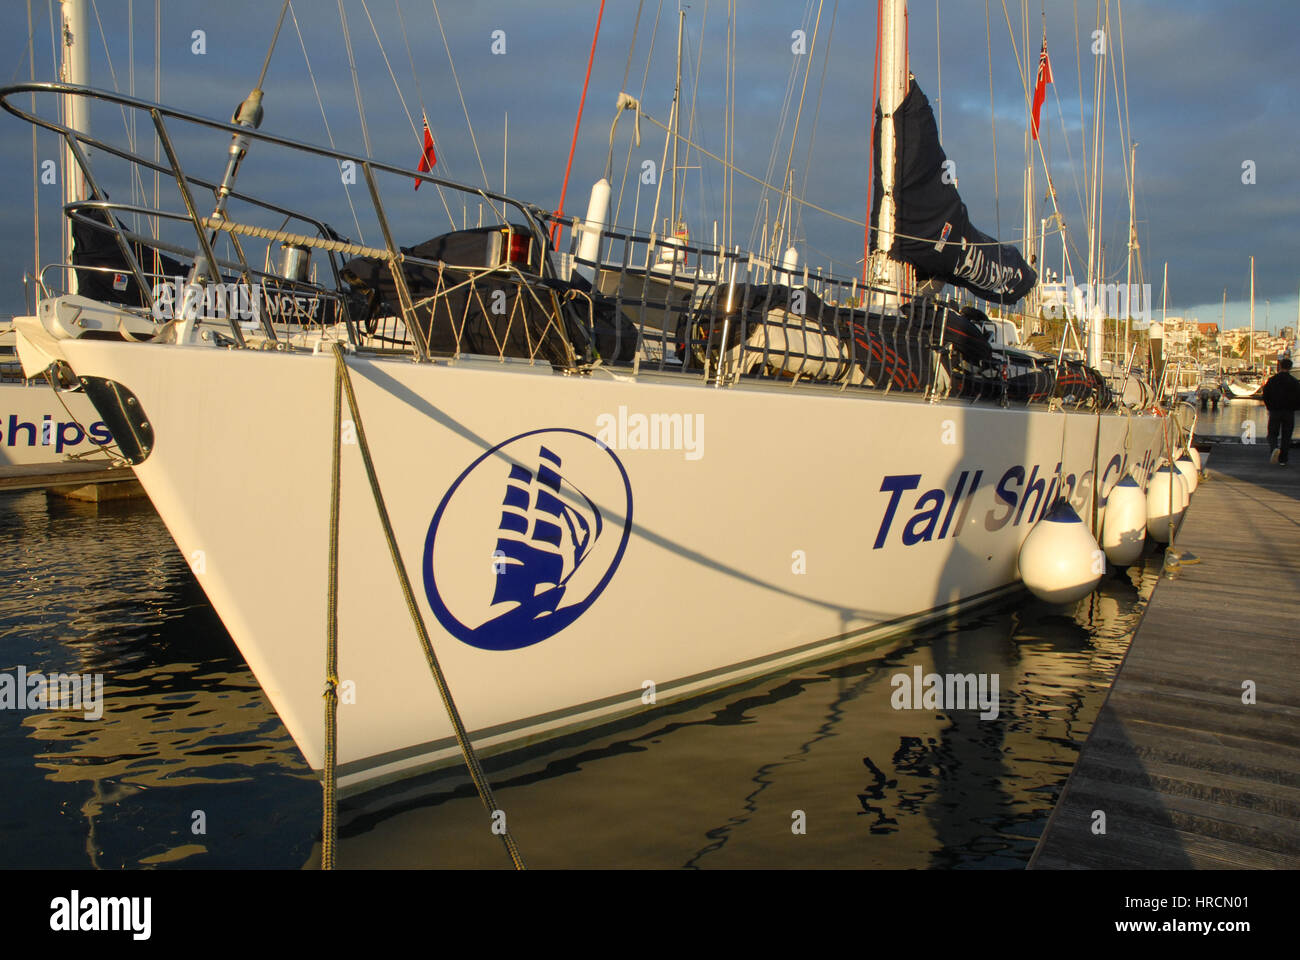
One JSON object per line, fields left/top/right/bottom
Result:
{"left": 1, "top": 81, "right": 1127, "bottom": 412}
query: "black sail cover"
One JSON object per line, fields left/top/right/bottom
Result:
{"left": 870, "top": 80, "right": 1036, "bottom": 304}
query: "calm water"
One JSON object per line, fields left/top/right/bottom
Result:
{"left": 1195, "top": 398, "right": 1266, "bottom": 438}
{"left": 1, "top": 488, "right": 1162, "bottom": 869}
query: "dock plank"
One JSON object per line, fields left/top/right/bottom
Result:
{"left": 1031, "top": 443, "right": 1300, "bottom": 870}
{"left": 0, "top": 460, "right": 135, "bottom": 493}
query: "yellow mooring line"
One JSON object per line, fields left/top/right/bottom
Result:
{"left": 322, "top": 343, "right": 526, "bottom": 870}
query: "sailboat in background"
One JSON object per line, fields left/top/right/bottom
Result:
{"left": 2, "top": 1, "right": 351, "bottom": 466}
{"left": 0, "top": 0, "right": 114, "bottom": 466}
{"left": 5, "top": 0, "right": 1173, "bottom": 795}
{"left": 1224, "top": 256, "right": 1263, "bottom": 398}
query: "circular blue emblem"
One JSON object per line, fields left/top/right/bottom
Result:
{"left": 423, "top": 428, "right": 633, "bottom": 651}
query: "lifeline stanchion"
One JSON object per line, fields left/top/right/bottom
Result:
{"left": 326, "top": 343, "right": 525, "bottom": 870}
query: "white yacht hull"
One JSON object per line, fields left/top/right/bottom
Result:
{"left": 31, "top": 335, "right": 1165, "bottom": 794}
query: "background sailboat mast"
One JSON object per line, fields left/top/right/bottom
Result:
{"left": 1125, "top": 140, "right": 1137, "bottom": 361}
{"left": 60, "top": 0, "right": 90, "bottom": 293}
{"left": 1249, "top": 255, "right": 1255, "bottom": 367}
{"left": 670, "top": 7, "right": 684, "bottom": 235}
{"left": 871, "top": 0, "right": 908, "bottom": 299}
{"left": 1220, "top": 288, "right": 1226, "bottom": 370}
{"left": 1021, "top": 2, "right": 1036, "bottom": 321}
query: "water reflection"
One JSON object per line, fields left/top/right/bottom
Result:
{"left": 1, "top": 487, "right": 1159, "bottom": 869}
{"left": 1195, "top": 398, "right": 1265, "bottom": 437}
{"left": 331, "top": 557, "right": 1159, "bottom": 869}
{"left": 0, "top": 491, "right": 315, "bottom": 869}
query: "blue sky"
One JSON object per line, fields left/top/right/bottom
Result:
{"left": 0, "top": 0, "right": 1296, "bottom": 333}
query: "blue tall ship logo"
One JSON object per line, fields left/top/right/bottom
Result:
{"left": 423, "top": 428, "right": 633, "bottom": 651}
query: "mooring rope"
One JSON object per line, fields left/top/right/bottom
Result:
{"left": 326, "top": 343, "right": 525, "bottom": 870}
{"left": 322, "top": 347, "right": 342, "bottom": 870}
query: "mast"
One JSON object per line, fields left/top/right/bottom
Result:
{"left": 1022, "top": 140, "right": 1035, "bottom": 325}
{"left": 1161, "top": 261, "right": 1167, "bottom": 325}
{"left": 648, "top": 10, "right": 684, "bottom": 244}
{"left": 1249, "top": 255, "right": 1255, "bottom": 367}
{"left": 1125, "top": 140, "right": 1137, "bottom": 364}
{"left": 60, "top": 0, "right": 91, "bottom": 292}
{"left": 1220, "top": 288, "right": 1226, "bottom": 371}
{"left": 1083, "top": 2, "right": 1106, "bottom": 368}
{"left": 670, "top": 8, "right": 684, "bottom": 236}
{"left": 1022, "top": 21, "right": 1035, "bottom": 321}
{"left": 871, "top": 0, "right": 908, "bottom": 300}
{"left": 1022, "top": 5, "right": 1035, "bottom": 286}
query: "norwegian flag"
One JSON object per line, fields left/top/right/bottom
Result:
{"left": 1031, "top": 40, "right": 1054, "bottom": 141}
{"left": 414, "top": 114, "right": 436, "bottom": 190}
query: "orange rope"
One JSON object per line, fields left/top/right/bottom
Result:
{"left": 553, "top": 0, "right": 607, "bottom": 248}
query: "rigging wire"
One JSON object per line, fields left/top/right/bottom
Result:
{"left": 681, "top": 0, "right": 711, "bottom": 238}
{"left": 287, "top": 1, "right": 367, "bottom": 242}
{"left": 428, "top": 0, "right": 495, "bottom": 196}
{"left": 257, "top": 0, "right": 291, "bottom": 90}
{"left": 612, "top": 0, "right": 658, "bottom": 230}
{"left": 1105, "top": 0, "right": 1129, "bottom": 279}
{"left": 1073, "top": 0, "right": 1088, "bottom": 247}
{"left": 996, "top": 0, "right": 1080, "bottom": 277}
{"left": 985, "top": 0, "right": 1005, "bottom": 306}
{"left": 648, "top": 15, "right": 676, "bottom": 238}
{"left": 794, "top": 0, "right": 838, "bottom": 247}
{"left": 392, "top": 1, "right": 458, "bottom": 230}
{"left": 27, "top": 0, "right": 38, "bottom": 289}
{"left": 48, "top": 0, "right": 61, "bottom": 264}
{"left": 1085, "top": 0, "right": 1104, "bottom": 289}
{"left": 723, "top": 0, "right": 733, "bottom": 250}
{"left": 1113, "top": 0, "right": 1140, "bottom": 288}
{"left": 934, "top": 0, "right": 942, "bottom": 141}
{"left": 1050, "top": 83, "right": 1086, "bottom": 266}
{"left": 619, "top": 0, "right": 644, "bottom": 95}
{"left": 88, "top": 0, "right": 150, "bottom": 224}
{"left": 359, "top": 1, "right": 420, "bottom": 144}
{"left": 747, "top": 0, "right": 812, "bottom": 256}
{"left": 862, "top": 0, "right": 882, "bottom": 281}
{"left": 636, "top": 108, "right": 864, "bottom": 228}
{"left": 359, "top": 0, "right": 458, "bottom": 228}
{"left": 771, "top": 0, "right": 824, "bottom": 260}
{"left": 337, "top": 0, "right": 374, "bottom": 158}
{"left": 727, "top": 0, "right": 737, "bottom": 250}
{"left": 128, "top": 0, "right": 134, "bottom": 222}
{"left": 153, "top": 0, "right": 158, "bottom": 247}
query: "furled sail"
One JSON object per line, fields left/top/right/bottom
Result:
{"left": 870, "top": 80, "right": 1036, "bottom": 304}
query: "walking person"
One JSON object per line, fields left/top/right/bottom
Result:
{"left": 1262, "top": 357, "right": 1300, "bottom": 465}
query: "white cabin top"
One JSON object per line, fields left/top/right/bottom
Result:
{"left": 980, "top": 318, "right": 1022, "bottom": 349}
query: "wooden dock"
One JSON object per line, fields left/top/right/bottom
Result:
{"left": 0, "top": 460, "right": 142, "bottom": 500}
{"left": 1031, "top": 442, "right": 1300, "bottom": 869}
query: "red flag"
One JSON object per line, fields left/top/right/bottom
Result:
{"left": 1031, "top": 40, "right": 1053, "bottom": 141}
{"left": 414, "top": 116, "right": 436, "bottom": 190}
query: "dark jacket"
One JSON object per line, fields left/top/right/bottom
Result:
{"left": 1262, "top": 371, "right": 1300, "bottom": 412}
